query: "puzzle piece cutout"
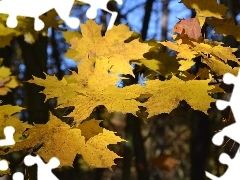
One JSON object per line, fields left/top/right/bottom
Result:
{"left": 0, "top": 0, "right": 79, "bottom": 31}
{"left": 0, "top": 0, "right": 123, "bottom": 31}
{"left": 212, "top": 71, "right": 240, "bottom": 146}
{"left": 23, "top": 154, "right": 60, "bottom": 180}
{"left": 78, "top": 0, "right": 123, "bottom": 30}
{"left": 0, "top": 159, "right": 8, "bottom": 171}
{"left": 0, "top": 126, "right": 15, "bottom": 147}
{"left": 0, "top": 126, "right": 60, "bottom": 179}
{"left": 206, "top": 148, "right": 240, "bottom": 180}
{"left": 12, "top": 172, "right": 24, "bottom": 180}
{"left": 205, "top": 69, "right": 240, "bottom": 179}
{"left": 0, "top": 126, "right": 15, "bottom": 176}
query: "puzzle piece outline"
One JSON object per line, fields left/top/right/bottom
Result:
{"left": 0, "top": 0, "right": 123, "bottom": 31}
{"left": 24, "top": 154, "right": 60, "bottom": 180}
{"left": 206, "top": 69, "right": 240, "bottom": 179}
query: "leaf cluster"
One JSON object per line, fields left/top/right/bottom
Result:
{"left": 0, "top": 0, "right": 239, "bottom": 173}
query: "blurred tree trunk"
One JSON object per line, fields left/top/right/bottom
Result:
{"left": 126, "top": 113, "right": 149, "bottom": 180}
{"left": 191, "top": 111, "right": 210, "bottom": 180}
{"left": 17, "top": 35, "right": 49, "bottom": 125}
{"left": 51, "top": 28, "right": 63, "bottom": 80}
{"left": 141, "top": 0, "right": 154, "bottom": 40}
{"left": 122, "top": 114, "right": 133, "bottom": 180}
{"left": 15, "top": 34, "right": 49, "bottom": 180}
{"left": 161, "top": 0, "right": 169, "bottom": 41}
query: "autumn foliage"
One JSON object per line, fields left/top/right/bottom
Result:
{"left": 0, "top": 0, "right": 239, "bottom": 175}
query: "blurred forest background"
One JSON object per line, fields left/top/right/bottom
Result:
{"left": 1, "top": 0, "right": 240, "bottom": 179}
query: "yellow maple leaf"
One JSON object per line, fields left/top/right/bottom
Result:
{"left": 208, "top": 84, "right": 225, "bottom": 93}
{"left": 140, "top": 52, "right": 180, "bottom": 76}
{"left": 180, "top": 0, "right": 227, "bottom": 19}
{"left": 142, "top": 77, "right": 215, "bottom": 117}
{"left": 6, "top": 114, "right": 124, "bottom": 168}
{"left": 192, "top": 42, "right": 238, "bottom": 63}
{"left": 63, "top": 31, "right": 82, "bottom": 45}
{"left": 4, "top": 76, "right": 19, "bottom": 89}
{"left": 206, "top": 18, "right": 240, "bottom": 42}
{"left": 160, "top": 41, "right": 199, "bottom": 60}
{"left": 87, "top": 58, "right": 121, "bottom": 91}
{"left": 0, "top": 104, "right": 31, "bottom": 143}
{"left": 0, "top": 17, "right": 22, "bottom": 47}
{"left": 0, "top": 66, "right": 11, "bottom": 78}
{"left": 197, "top": 16, "right": 206, "bottom": 28}
{"left": 59, "top": 85, "right": 143, "bottom": 124}
{"left": 180, "top": 67, "right": 210, "bottom": 81}
{"left": 162, "top": 39, "right": 238, "bottom": 66}
{"left": 78, "top": 119, "right": 103, "bottom": 141}
{"left": 0, "top": 11, "right": 62, "bottom": 47}
{"left": 178, "top": 59, "right": 195, "bottom": 71}
{"left": 0, "top": 66, "right": 20, "bottom": 95}
{"left": 28, "top": 73, "right": 77, "bottom": 103}
{"left": 39, "top": 9, "right": 63, "bottom": 31}
{"left": 7, "top": 114, "right": 85, "bottom": 167}
{"left": 64, "top": 20, "right": 150, "bottom": 77}
{"left": 81, "top": 129, "right": 125, "bottom": 168}
{"left": 202, "top": 56, "right": 239, "bottom": 76}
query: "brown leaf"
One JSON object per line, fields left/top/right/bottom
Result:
{"left": 172, "top": 18, "right": 202, "bottom": 40}
{"left": 151, "top": 155, "right": 179, "bottom": 171}
{"left": 0, "top": 77, "right": 10, "bottom": 87}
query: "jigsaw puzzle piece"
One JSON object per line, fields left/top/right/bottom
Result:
{"left": 216, "top": 100, "right": 229, "bottom": 111}
{"left": 215, "top": 73, "right": 235, "bottom": 111}
{"left": 0, "top": 159, "right": 8, "bottom": 171}
{"left": 24, "top": 154, "right": 60, "bottom": 180}
{"left": 222, "top": 73, "right": 237, "bottom": 85}
{"left": 12, "top": 172, "right": 24, "bottom": 180}
{"left": 206, "top": 171, "right": 219, "bottom": 180}
{"left": 54, "top": 0, "right": 80, "bottom": 29}
{"left": 78, "top": 0, "right": 122, "bottom": 30}
{"left": 212, "top": 132, "right": 225, "bottom": 146}
{"left": 0, "top": 126, "right": 15, "bottom": 147}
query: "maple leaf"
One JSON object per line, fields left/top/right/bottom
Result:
{"left": 59, "top": 85, "right": 144, "bottom": 124}
{"left": 64, "top": 20, "right": 150, "bottom": 77}
{"left": 0, "top": 104, "right": 31, "bottom": 144}
{"left": 87, "top": 58, "right": 121, "bottom": 91}
{"left": 160, "top": 41, "right": 199, "bottom": 60}
{"left": 7, "top": 114, "right": 85, "bottom": 167}
{"left": 0, "top": 66, "right": 19, "bottom": 95}
{"left": 78, "top": 119, "right": 103, "bottom": 141}
{"left": 140, "top": 52, "right": 180, "bottom": 76}
{"left": 0, "top": 11, "right": 63, "bottom": 47}
{"left": 39, "top": 9, "right": 63, "bottom": 31}
{"left": 202, "top": 56, "right": 239, "bottom": 76}
{"left": 178, "top": 59, "right": 195, "bottom": 71}
{"left": 206, "top": 18, "right": 240, "bottom": 42}
{"left": 172, "top": 18, "right": 202, "bottom": 40}
{"left": 6, "top": 114, "right": 124, "bottom": 168}
{"left": 192, "top": 42, "right": 239, "bottom": 63}
{"left": 197, "top": 17, "right": 206, "bottom": 28}
{"left": 0, "top": 15, "right": 23, "bottom": 47}
{"left": 142, "top": 77, "right": 215, "bottom": 117}
{"left": 28, "top": 73, "right": 77, "bottom": 103}
{"left": 28, "top": 70, "right": 141, "bottom": 124}
{"left": 151, "top": 155, "right": 179, "bottom": 171}
{"left": 180, "top": 0, "right": 227, "bottom": 19}
{"left": 81, "top": 129, "right": 125, "bottom": 168}
{"left": 161, "top": 38, "right": 239, "bottom": 67}
{"left": 66, "top": 62, "right": 95, "bottom": 87}
{"left": 181, "top": 67, "right": 210, "bottom": 81}
{"left": 208, "top": 84, "right": 225, "bottom": 94}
